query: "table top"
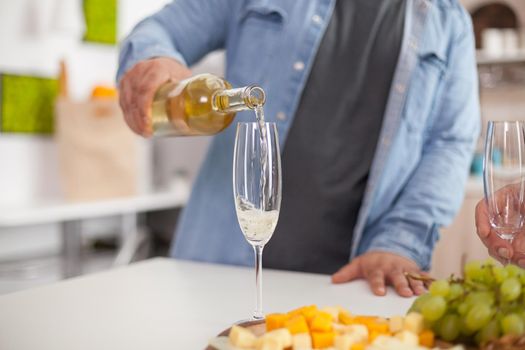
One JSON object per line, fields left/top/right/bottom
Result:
{"left": 0, "top": 258, "right": 414, "bottom": 350}
{"left": 0, "top": 179, "right": 190, "bottom": 227}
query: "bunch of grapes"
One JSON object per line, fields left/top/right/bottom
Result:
{"left": 409, "top": 260, "right": 525, "bottom": 346}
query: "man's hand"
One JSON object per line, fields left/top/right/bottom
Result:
{"left": 119, "top": 57, "right": 192, "bottom": 136}
{"left": 331, "top": 251, "right": 426, "bottom": 297}
{"left": 475, "top": 199, "right": 523, "bottom": 266}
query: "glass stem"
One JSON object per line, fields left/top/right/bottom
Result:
{"left": 253, "top": 244, "right": 264, "bottom": 320}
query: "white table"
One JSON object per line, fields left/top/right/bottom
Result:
{"left": 0, "top": 180, "right": 190, "bottom": 277}
{"left": 0, "top": 258, "right": 414, "bottom": 350}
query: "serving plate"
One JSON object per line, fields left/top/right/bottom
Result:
{"left": 205, "top": 320, "right": 471, "bottom": 350}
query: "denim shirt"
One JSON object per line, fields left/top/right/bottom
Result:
{"left": 118, "top": 0, "right": 480, "bottom": 271}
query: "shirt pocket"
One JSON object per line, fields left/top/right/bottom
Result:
{"left": 402, "top": 42, "right": 447, "bottom": 133}
{"left": 228, "top": 2, "right": 286, "bottom": 85}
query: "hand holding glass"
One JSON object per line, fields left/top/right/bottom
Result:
{"left": 483, "top": 121, "right": 525, "bottom": 263}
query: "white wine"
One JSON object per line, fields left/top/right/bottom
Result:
{"left": 150, "top": 74, "right": 265, "bottom": 136}
{"left": 235, "top": 197, "right": 279, "bottom": 245}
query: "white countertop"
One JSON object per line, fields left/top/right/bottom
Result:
{"left": 0, "top": 258, "right": 414, "bottom": 350}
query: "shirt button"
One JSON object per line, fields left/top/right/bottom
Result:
{"left": 312, "top": 14, "right": 322, "bottom": 25}
{"left": 395, "top": 83, "right": 406, "bottom": 94}
{"left": 419, "top": 0, "right": 429, "bottom": 11}
{"left": 293, "top": 61, "right": 305, "bottom": 71}
{"left": 276, "top": 112, "right": 287, "bottom": 121}
{"left": 409, "top": 38, "right": 418, "bottom": 50}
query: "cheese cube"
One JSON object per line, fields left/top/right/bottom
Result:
{"left": 334, "top": 334, "right": 359, "bottom": 350}
{"left": 321, "top": 307, "right": 341, "bottom": 322}
{"left": 338, "top": 311, "right": 354, "bottom": 325}
{"left": 264, "top": 328, "right": 292, "bottom": 348}
{"left": 266, "top": 313, "right": 289, "bottom": 332}
{"left": 395, "top": 330, "right": 419, "bottom": 346}
{"left": 292, "top": 333, "right": 312, "bottom": 350}
{"left": 229, "top": 325, "right": 257, "bottom": 348}
{"left": 310, "top": 312, "right": 333, "bottom": 332}
{"left": 285, "top": 315, "right": 309, "bottom": 334}
{"left": 311, "top": 331, "right": 335, "bottom": 349}
{"left": 388, "top": 316, "right": 404, "bottom": 334}
{"left": 403, "top": 312, "right": 424, "bottom": 335}
{"left": 256, "top": 336, "right": 282, "bottom": 350}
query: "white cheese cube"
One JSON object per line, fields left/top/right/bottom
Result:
{"left": 334, "top": 334, "right": 359, "bottom": 350}
{"left": 403, "top": 312, "right": 424, "bottom": 335}
{"left": 389, "top": 316, "right": 404, "bottom": 334}
{"left": 263, "top": 328, "right": 292, "bottom": 348}
{"left": 229, "top": 325, "right": 257, "bottom": 348}
{"left": 256, "top": 336, "right": 282, "bottom": 350}
{"left": 292, "top": 333, "right": 312, "bottom": 350}
{"left": 395, "top": 330, "right": 419, "bottom": 346}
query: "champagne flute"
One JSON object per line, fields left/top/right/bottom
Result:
{"left": 233, "top": 122, "right": 281, "bottom": 320}
{"left": 483, "top": 121, "right": 525, "bottom": 264}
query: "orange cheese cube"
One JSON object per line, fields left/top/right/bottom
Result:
{"left": 368, "top": 320, "right": 389, "bottom": 334}
{"left": 419, "top": 330, "right": 435, "bottom": 348}
{"left": 351, "top": 344, "right": 365, "bottom": 350}
{"left": 339, "top": 311, "right": 354, "bottom": 325}
{"left": 265, "top": 313, "right": 289, "bottom": 332}
{"left": 311, "top": 331, "right": 335, "bottom": 349}
{"left": 309, "top": 312, "right": 333, "bottom": 332}
{"left": 289, "top": 305, "right": 319, "bottom": 323}
{"left": 369, "top": 330, "right": 381, "bottom": 342}
{"left": 285, "top": 315, "right": 309, "bottom": 334}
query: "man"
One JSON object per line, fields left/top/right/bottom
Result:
{"left": 118, "top": 0, "right": 480, "bottom": 297}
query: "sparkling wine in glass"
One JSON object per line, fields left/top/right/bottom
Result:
{"left": 233, "top": 122, "right": 281, "bottom": 320}
{"left": 483, "top": 121, "right": 525, "bottom": 263}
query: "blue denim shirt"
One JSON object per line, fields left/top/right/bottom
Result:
{"left": 118, "top": 0, "right": 480, "bottom": 270}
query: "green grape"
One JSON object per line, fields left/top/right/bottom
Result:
{"left": 501, "top": 277, "right": 522, "bottom": 302}
{"left": 461, "top": 317, "right": 477, "bottom": 336}
{"left": 439, "top": 314, "right": 461, "bottom": 342}
{"left": 465, "top": 261, "right": 483, "bottom": 281}
{"left": 409, "top": 293, "right": 431, "bottom": 313}
{"left": 483, "top": 258, "right": 497, "bottom": 266}
{"left": 501, "top": 313, "right": 525, "bottom": 335}
{"left": 421, "top": 296, "right": 447, "bottom": 322}
{"left": 477, "top": 320, "right": 501, "bottom": 345}
{"left": 493, "top": 266, "right": 509, "bottom": 284}
{"left": 429, "top": 280, "right": 450, "bottom": 297}
{"left": 465, "top": 304, "right": 492, "bottom": 331}
{"left": 465, "top": 291, "right": 495, "bottom": 307}
{"left": 457, "top": 302, "right": 470, "bottom": 316}
{"left": 505, "top": 264, "right": 523, "bottom": 278}
{"left": 448, "top": 283, "right": 464, "bottom": 300}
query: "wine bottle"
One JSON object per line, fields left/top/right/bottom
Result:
{"left": 150, "top": 73, "right": 265, "bottom": 136}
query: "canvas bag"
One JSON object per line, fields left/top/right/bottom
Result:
{"left": 55, "top": 97, "right": 138, "bottom": 201}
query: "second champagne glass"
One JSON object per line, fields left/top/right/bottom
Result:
{"left": 483, "top": 120, "right": 525, "bottom": 264}
{"left": 233, "top": 122, "right": 281, "bottom": 320}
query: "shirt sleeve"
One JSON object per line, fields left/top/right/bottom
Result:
{"left": 117, "top": 0, "right": 238, "bottom": 82}
{"left": 358, "top": 7, "right": 481, "bottom": 270}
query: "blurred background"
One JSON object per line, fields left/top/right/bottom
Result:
{"left": 0, "top": 0, "right": 523, "bottom": 294}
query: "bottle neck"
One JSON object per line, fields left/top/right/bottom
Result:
{"left": 212, "top": 85, "right": 266, "bottom": 113}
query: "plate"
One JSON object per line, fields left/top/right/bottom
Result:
{"left": 205, "top": 320, "right": 472, "bottom": 350}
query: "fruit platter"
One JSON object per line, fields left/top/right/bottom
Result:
{"left": 207, "top": 260, "right": 525, "bottom": 350}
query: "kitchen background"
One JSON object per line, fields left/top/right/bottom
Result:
{"left": 0, "top": 0, "right": 524, "bottom": 294}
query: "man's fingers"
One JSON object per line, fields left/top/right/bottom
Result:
{"left": 331, "top": 260, "right": 361, "bottom": 284}
{"left": 387, "top": 270, "right": 413, "bottom": 297}
{"left": 475, "top": 200, "right": 491, "bottom": 240}
{"left": 365, "top": 269, "right": 386, "bottom": 296}
{"left": 406, "top": 272, "right": 426, "bottom": 295}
